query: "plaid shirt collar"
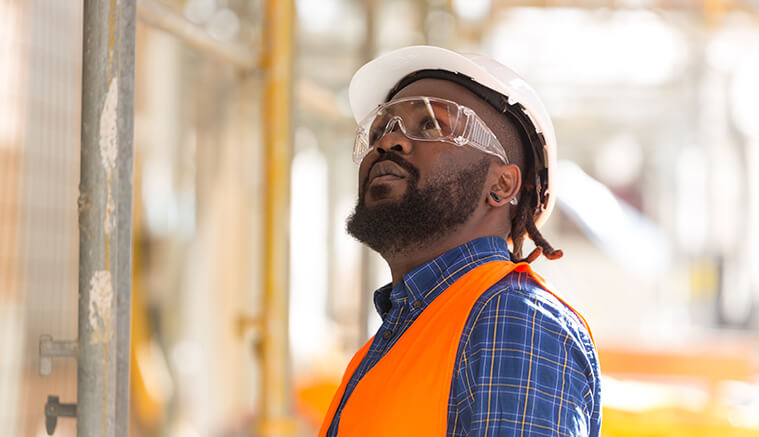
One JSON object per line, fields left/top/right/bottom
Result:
{"left": 373, "top": 236, "right": 512, "bottom": 321}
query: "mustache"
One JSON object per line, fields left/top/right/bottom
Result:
{"left": 359, "top": 153, "right": 419, "bottom": 201}
{"left": 365, "top": 153, "right": 419, "bottom": 186}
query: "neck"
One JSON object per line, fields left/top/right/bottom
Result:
{"left": 384, "top": 221, "right": 509, "bottom": 286}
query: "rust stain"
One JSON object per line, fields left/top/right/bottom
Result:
{"left": 105, "top": 181, "right": 111, "bottom": 269}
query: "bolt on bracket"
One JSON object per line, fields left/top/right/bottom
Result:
{"left": 44, "top": 395, "right": 77, "bottom": 435}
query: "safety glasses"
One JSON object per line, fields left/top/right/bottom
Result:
{"left": 353, "top": 96, "right": 508, "bottom": 164}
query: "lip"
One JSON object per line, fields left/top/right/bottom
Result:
{"left": 369, "top": 174, "right": 404, "bottom": 185}
{"left": 368, "top": 160, "right": 407, "bottom": 183}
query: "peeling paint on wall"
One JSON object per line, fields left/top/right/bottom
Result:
{"left": 89, "top": 270, "right": 114, "bottom": 343}
{"left": 100, "top": 78, "right": 119, "bottom": 235}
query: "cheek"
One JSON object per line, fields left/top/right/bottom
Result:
{"left": 421, "top": 143, "right": 476, "bottom": 169}
{"left": 414, "top": 141, "right": 455, "bottom": 167}
{"left": 416, "top": 146, "right": 486, "bottom": 187}
{"left": 414, "top": 151, "right": 456, "bottom": 186}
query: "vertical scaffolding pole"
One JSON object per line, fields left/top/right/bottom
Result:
{"left": 259, "top": 0, "right": 296, "bottom": 435}
{"left": 78, "top": 1, "right": 136, "bottom": 436}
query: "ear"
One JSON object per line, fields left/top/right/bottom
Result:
{"left": 486, "top": 163, "right": 521, "bottom": 208}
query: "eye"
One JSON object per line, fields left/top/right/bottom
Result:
{"left": 368, "top": 117, "right": 388, "bottom": 144}
{"left": 418, "top": 116, "right": 443, "bottom": 137}
{"left": 369, "top": 127, "right": 382, "bottom": 144}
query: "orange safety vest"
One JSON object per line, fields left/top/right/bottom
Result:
{"left": 319, "top": 260, "right": 594, "bottom": 436}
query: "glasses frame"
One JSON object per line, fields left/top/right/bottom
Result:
{"left": 352, "top": 96, "right": 509, "bottom": 165}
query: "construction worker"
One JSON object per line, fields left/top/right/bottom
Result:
{"left": 321, "top": 46, "right": 601, "bottom": 436}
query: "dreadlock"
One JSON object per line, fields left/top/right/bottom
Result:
{"left": 502, "top": 98, "right": 563, "bottom": 263}
{"left": 508, "top": 164, "right": 563, "bottom": 263}
{"left": 386, "top": 69, "right": 564, "bottom": 263}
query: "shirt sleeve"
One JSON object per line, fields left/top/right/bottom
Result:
{"left": 447, "top": 278, "right": 600, "bottom": 437}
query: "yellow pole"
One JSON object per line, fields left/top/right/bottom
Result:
{"left": 259, "top": 0, "right": 297, "bottom": 435}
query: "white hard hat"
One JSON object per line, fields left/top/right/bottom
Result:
{"left": 348, "top": 45, "right": 557, "bottom": 229}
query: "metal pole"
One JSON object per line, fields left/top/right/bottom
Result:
{"left": 78, "top": 0, "right": 136, "bottom": 436}
{"left": 136, "top": 0, "right": 259, "bottom": 71}
{"left": 259, "top": 0, "right": 296, "bottom": 435}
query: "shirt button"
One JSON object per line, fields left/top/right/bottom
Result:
{"left": 413, "top": 300, "right": 423, "bottom": 309}
{"left": 382, "top": 329, "right": 393, "bottom": 340}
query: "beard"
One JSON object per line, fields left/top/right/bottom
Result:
{"left": 346, "top": 153, "right": 491, "bottom": 257}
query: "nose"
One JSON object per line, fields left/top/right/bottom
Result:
{"left": 374, "top": 117, "right": 413, "bottom": 157}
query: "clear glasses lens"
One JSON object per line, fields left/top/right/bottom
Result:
{"left": 353, "top": 97, "right": 507, "bottom": 164}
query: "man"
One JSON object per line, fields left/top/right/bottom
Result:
{"left": 320, "top": 46, "right": 601, "bottom": 437}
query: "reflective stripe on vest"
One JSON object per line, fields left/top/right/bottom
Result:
{"left": 319, "top": 260, "right": 593, "bottom": 436}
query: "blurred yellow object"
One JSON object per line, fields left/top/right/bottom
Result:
{"left": 130, "top": 247, "right": 168, "bottom": 430}
{"left": 689, "top": 257, "right": 720, "bottom": 300}
{"left": 599, "top": 339, "right": 759, "bottom": 436}
{"left": 602, "top": 406, "right": 759, "bottom": 437}
{"left": 259, "top": 0, "right": 297, "bottom": 435}
{"left": 130, "top": 158, "right": 171, "bottom": 431}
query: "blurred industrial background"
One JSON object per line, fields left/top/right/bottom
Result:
{"left": 1, "top": 0, "right": 759, "bottom": 436}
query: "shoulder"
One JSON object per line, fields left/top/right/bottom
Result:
{"left": 463, "top": 269, "right": 595, "bottom": 359}
{"left": 457, "top": 268, "right": 600, "bottom": 395}
{"left": 449, "top": 268, "right": 603, "bottom": 435}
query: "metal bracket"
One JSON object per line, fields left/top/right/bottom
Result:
{"left": 39, "top": 334, "right": 79, "bottom": 376}
{"left": 44, "top": 395, "right": 77, "bottom": 435}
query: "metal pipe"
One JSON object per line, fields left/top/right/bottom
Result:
{"left": 78, "top": 1, "right": 136, "bottom": 436}
{"left": 259, "top": 0, "right": 297, "bottom": 435}
{"left": 136, "top": 0, "right": 259, "bottom": 71}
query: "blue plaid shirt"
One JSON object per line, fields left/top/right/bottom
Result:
{"left": 326, "top": 236, "right": 602, "bottom": 436}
